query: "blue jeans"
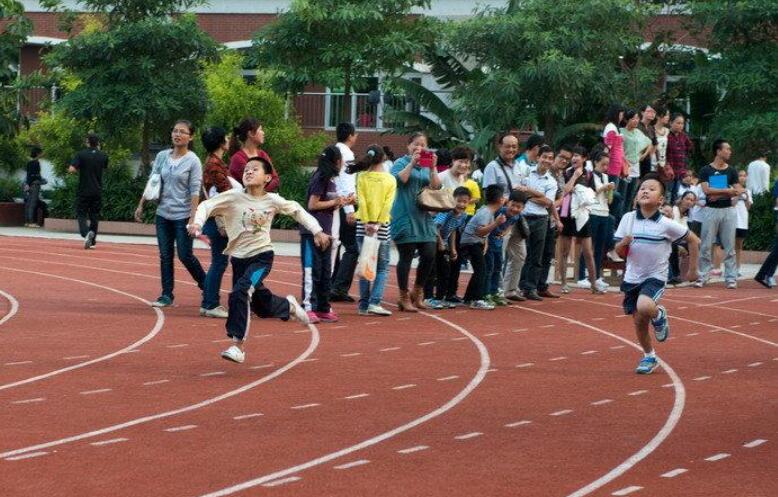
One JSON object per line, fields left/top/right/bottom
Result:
{"left": 156, "top": 215, "right": 206, "bottom": 301}
{"left": 357, "top": 235, "right": 391, "bottom": 310}
{"left": 484, "top": 240, "right": 503, "bottom": 295}
{"left": 578, "top": 214, "right": 612, "bottom": 281}
{"left": 201, "top": 218, "right": 229, "bottom": 310}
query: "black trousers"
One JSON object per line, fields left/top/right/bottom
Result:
{"left": 424, "top": 248, "right": 457, "bottom": 300}
{"left": 301, "top": 234, "right": 332, "bottom": 313}
{"left": 538, "top": 226, "right": 557, "bottom": 292}
{"left": 519, "top": 216, "right": 549, "bottom": 292}
{"left": 76, "top": 194, "right": 102, "bottom": 240}
{"left": 331, "top": 209, "right": 359, "bottom": 296}
{"left": 461, "top": 243, "right": 486, "bottom": 302}
{"left": 395, "top": 241, "right": 436, "bottom": 292}
{"left": 227, "top": 251, "right": 290, "bottom": 341}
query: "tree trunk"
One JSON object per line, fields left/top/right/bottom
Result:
{"left": 543, "top": 113, "right": 557, "bottom": 145}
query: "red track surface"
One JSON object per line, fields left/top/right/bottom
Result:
{"left": 0, "top": 236, "right": 775, "bottom": 497}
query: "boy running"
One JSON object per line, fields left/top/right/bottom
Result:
{"left": 613, "top": 173, "right": 700, "bottom": 374}
{"left": 189, "top": 157, "right": 330, "bottom": 363}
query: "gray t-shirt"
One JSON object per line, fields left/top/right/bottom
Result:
{"left": 154, "top": 149, "right": 203, "bottom": 221}
{"left": 460, "top": 205, "right": 494, "bottom": 245}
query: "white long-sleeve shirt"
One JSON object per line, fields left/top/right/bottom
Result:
{"left": 334, "top": 142, "right": 356, "bottom": 214}
{"left": 194, "top": 189, "right": 322, "bottom": 259}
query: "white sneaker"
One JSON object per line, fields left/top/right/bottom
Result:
{"left": 577, "top": 279, "right": 591, "bottom": 289}
{"left": 595, "top": 278, "right": 609, "bottom": 291}
{"left": 693, "top": 279, "right": 705, "bottom": 288}
{"left": 203, "top": 306, "right": 228, "bottom": 319}
{"left": 607, "top": 250, "right": 624, "bottom": 262}
{"left": 286, "top": 295, "right": 310, "bottom": 324}
{"left": 221, "top": 345, "right": 245, "bottom": 364}
{"left": 367, "top": 304, "right": 392, "bottom": 316}
{"left": 470, "top": 300, "right": 495, "bottom": 310}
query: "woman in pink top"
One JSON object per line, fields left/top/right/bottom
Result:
{"left": 228, "top": 117, "right": 280, "bottom": 192}
{"left": 603, "top": 104, "right": 626, "bottom": 219}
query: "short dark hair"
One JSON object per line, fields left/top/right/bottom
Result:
{"left": 201, "top": 127, "right": 228, "bottom": 154}
{"left": 572, "top": 145, "right": 588, "bottom": 158}
{"left": 557, "top": 143, "right": 574, "bottom": 155}
{"left": 525, "top": 134, "right": 544, "bottom": 151}
{"left": 436, "top": 148, "right": 452, "bottom": 168}
{"left": 623, "top": 109, "right": 638, "bottom": 122}
{"left": 484, "top": 184, "right": 505, "bottom": 203}
{"left": 336, "top": 122, "right": 356, "bottom": 143}
{"left": 508, "top": 190, "right": 528, "bottom": 204}
{"left": 639, "top": 172, "right": 666, "bottom": 195}
{"left": 453, "top": 186, "right": 472, "bottom": 198}
{"left": 30, "top": 146, "right": 42, "bottom": 159}
{"left": 87, "top": 133, "right": 100, "bottom": 148}
{"left": 538, "top": 145, "right": 554, "bottom": 156}
{"left": 712, "top": 138, "right": 729, "bottom": 155}
{"left": 451, "top": 146, "right": 474, "bottom": 162}
{"left": 245, "top": 156, "right": 273, "bottom": 175}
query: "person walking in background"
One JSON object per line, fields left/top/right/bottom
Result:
{"left": 135, "top": 120, "right": 206, "bottom": 308}
{"left": 68, "top": 133, "right": 108, "bottom": 249}
{"left": 746, "top": 152, "right": 771, "bottom": 195}
{"left": 391, "top": 132, "right": 442, "bottom": 312}
{"left": 352, "top": 145, "right": 396, "bottom": 317}
{"left": 199, "top": 126, "right": 234, "bottom": 319}
{"left": 330, "top": 123, "right": 359, "bottom": 302}
{"left": 24, "top": 146, "right": 43, "bottom": 228}
{"left": 754, "top": 177, "right": 778, "bottom": 289}
{"left": 229, "top": 117, "right": 280, "bottom": 191}
{"left": 666, "top": 113, "right": 694, "bottom": 203}
{"left": 733, "top": 169, "right": 753, "bottom": 275}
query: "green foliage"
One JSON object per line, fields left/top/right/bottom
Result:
{"left": 204, "top": 53, "right": 329, "bottom": 174}
{"left": 0, "top": 176, "right": 23, "bottom": 202}
{"left": 40, "top": 0, "right": 205, "bottom": 26}
{"left": 447, "top": 0, "right": 659, "bottom": 142}
{"left": 1, "top": 0, "right": 32, "bottom": 135}
{"left": 16, "top": 110, "right": 84, "bottom": 177}
{"left": 0, "top": 135, "right": 26, "bottom": 175}
{"left": 688, "top": 0, "right": 778, "bottom": 162}
{"left": 744, "top": 191, "right": 776, "bottom": 251}
{"left": 273, "top": 166, "right": 312, "bottom": 229}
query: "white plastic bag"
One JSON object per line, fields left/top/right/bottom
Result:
{"left": 143, "top": 173, "right": 161, "bottom": 201}
{"left": 356, "top": 234, "right": 380, "bottom": 282}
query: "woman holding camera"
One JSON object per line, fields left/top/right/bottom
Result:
{"left": 391, "top": 132, "right": 442, "bottom": 311}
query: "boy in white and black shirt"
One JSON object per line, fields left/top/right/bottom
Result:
{"left": 614, "top": 173, "right": 700, "bottom": 375}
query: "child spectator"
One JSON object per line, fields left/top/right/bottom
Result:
{"left": 668, "top": 191, "right": 697, "bottom": 284}
{"left": 425, "top": 187, "right": 471, "bottom": 308}
{"left": 579, "top": 151, "right": 616, "bottom": 288}
{"left": 733, "top": 169, "right": 753, "bottom": 275}
{"left": 486, "top": 190, "right": 528, "bottom": 305}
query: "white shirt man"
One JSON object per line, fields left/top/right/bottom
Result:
{"left": 746, "top": 156, "right": 771, "bottom": 195}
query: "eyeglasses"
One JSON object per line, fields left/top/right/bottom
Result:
{"left": 172, "top": 129, "right": 190, "bottom": 136}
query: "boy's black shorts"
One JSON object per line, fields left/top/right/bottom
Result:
{"left": 620, "top": 278, "right": 666, "bottom": 315}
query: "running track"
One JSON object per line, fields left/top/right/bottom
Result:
{"left": 0, "top": 236, "right": 775, "bottom": 497}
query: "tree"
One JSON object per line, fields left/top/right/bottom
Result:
{"left": 43, "top": 1, "right": 218, "bottom": 166}
{"left": 0, "top": 0, "right": 31, "bottom": 136}
{"left": 253, "top": 0, "right": 433, "bottom": 121}
{"left": 688, "top": 0, "right": 778, "bottom": 162}
{"left": 446, "top": 0, "right": 659, "bottom": 142}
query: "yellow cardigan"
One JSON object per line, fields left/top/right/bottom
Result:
{"left": 355, "top": 171, "right": 397, "bottom": 224}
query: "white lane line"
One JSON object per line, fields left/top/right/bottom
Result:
{"left": 167, "top": 344, "right": 189, "bottom": 349}
{"left": 292, "top": 330, "right": 308, "bottom": 334}
{"left": 662, "top": 383, "right": 674, "bottom": 388}
{"left": 364, "top": 322, "right": 379, "bottom": 326}
{"left": 333, "top": 459, "right": 370, "bottom": 470}
{"left": 486, "top": 368, "right": 498, "bottom": 373}
{"left": 380, "top": 347, "right": 401, "bottom": 352}
{"left": 455, "top": 310, "right": 467, "bottom": 314}
{"left": 200, "top": 371, "right": 226, "bottom": 377}
{"left": 581, "top": 350, "right": 598, "bottom": 355}
{"left": 417, "top": 341, "right": 435, "bottom": 346}
{"left": 454, "top": 432, "right": 482, "bottom": 440}
{"left": 721, "top": 369, "right": 738, "bottom": 374}
{"left": 504, "top": 420, "right": 532, "bottom": 428}
{"left": 0, "top": 323, "right": 321, "bottom": 460}
{"left": 483, "top": 332, "right": 501, "bottom": 337}
{"left": 678, "top": 306, "right": 688, "bottom": 310}
{"left": 747, "top": 362, "right": 763, "bottom": 367}
{"left": 164, "top": 425, "right": 197, "bottom": 433}
{"left": 685, "top": 332, "right": 699, "bottom": 337}
{"left": 451, "top": 337, "right": 468, "bottom": 341}
{"left": 516, "top": 363, "right": 534, "bottom": 368}
{"left": 612, "top": 486, "right": 643, "bottom": 496}
{"left": 592, "top": 317, "right": 604, "bottom": 321}
{"left": 524, "top": 304, "right": 686, "bottom": 497}
{"left": 233, "top": 413, "right": 263, "bottom": 420}
{"left": 591, "top": 399, "right": 613, "bottom": 406}
{"left": 749, "top": 321, "right": 760, "bottom": 326}
{"left": 11, "top": 397, "right": 45, "bottom": 405}
{"left": 143, "top": 379, "right": 169, "bottom": 386}
{"left": 660, "top": 468, "right": 688, "bottom": 478}
{"left": 341, "top": 352, "right": 362, "bottom": 357}
{"left": 437, "top": 375, "right": 459, "bottom": 381}
{"left": 4, "top": 361, "right": 33, "bottom": 366}
{"left": 330, "top": 325, "right": 347, "bottom": 330}
{"left": 743, "top": 439, "right": 767, "bottom": 448}
{"left": 396, "top": 317, "right": 412, "bottom": 321}
{"left": 693, "top": 376, "right": 711, "bottom": 381}
{"left": 63, "top": 355, "right": 90, "bottom": 360}
{"left": 0, "top": 289, "right": 20, "bottom": 326}
{"left": 397, "top": 445, "right": 429, "bottom": 454}
{"left": 343, "top": 393, "right": 370, "bottom": 400}
{"left": 300, "top": 358, "right": 318, "bottom": 363}
{"left": 291, "top": 403, "right": 320, "bottom": 410}
{"left": 193, "top": 310, "right": 490, "bottom": 497}
{"left": 391, "top": 384, "right": 416, "bottom": 390}
{"left": 731, "top": 325, "right": 741, "bottom": 328}
{"left": 212, "top": 339, "right": 232, "bottom": 343}
{"left": 79, "top": 388, "right": 112, "bottom": 395}
{"left": 4, "top": 451, "right": 48, "bottom": 461}
{"left": 541, "top": 324, "right": 555, "bottom": 328}
{"left": 549, "top": 356, "right": 567, "bottom": 361}
{"left": 610, "top": 345, "right": 626, "bottom": 350}
{"left": 550, "top": 409, "right": 573, "bottom": 417}
{"left": 704, "top": 453, "right": 730, "bottom": 462}
{"left": 0, "top": 267, "right": 166, "bottom": 392}
{"left": 262, "top": 477, "right": 301, "bottom": 487}
{"left": 90, "top": 438, "right": 128, "bottom": 447}
{"left": 250, "top": 363, "right": 275, "bottom": 369}
{"left": 628, "top": 390, "right": 648, "bottom": 396}
{"left": 513, "top": 328, "right": 528, "bottom": 333}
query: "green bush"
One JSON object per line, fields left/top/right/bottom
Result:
{"left": 744, "top": 191, "right": 776, "bottom": 251}
{"left": 0, "top": 176, "right": 23, "bottom": 202}
{"left": 273, "top": 166, "right": 312, "bottom": 229}
{"left": 0, "top": 135, "right": 26, "bottom": 175}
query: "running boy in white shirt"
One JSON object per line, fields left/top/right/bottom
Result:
{"left": 189, "top": 157, "right": 330, "bottom": 363}
{"left": 613, "top": 173, "right": 700, "bottom": 374}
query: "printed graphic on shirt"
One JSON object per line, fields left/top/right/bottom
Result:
{"left": 241, "top": 207, "right": 274, "bottom": 234}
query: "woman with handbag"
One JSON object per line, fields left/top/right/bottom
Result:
{"left": 135, "top": 120, "right": 206, "bottom": 308}
{"left": 390, "top": 132, "right": 442, "bottom": 312}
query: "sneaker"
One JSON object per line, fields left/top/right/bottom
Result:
{"left": 443, "top": 299, "right": 459, "bottom": 308}
{"left": 667, "top": 277, "right": 683, "bottom": 285}
{"left": 769, "top": 277, "right": 777, "bottom": 287}
{"left": 595, "top": 278, "right": 609, "bottom": 291}
{"left": 202, "top": 305, "right": 228, "bottom": 319}
{"left": 367, "top": 304, "right": 392, "bottom": 316}
{"left": 151, "top": 295, "right": 173, "bottom": 307}
{"left": 221, "top": 345, "right": 245, "bottom": 364}
{"left": 652, "top": 305, "right": 669, "bottom": 342}
{"left": 446, "top": 296, "right": 464, "bottom": 304}
{"left": 469, "top": 299, "right": 495, "bottom": 310}
{"left": 84, "top": 230, "right": 96, "bottom": 250}
{"left": 358, "top": 308, "right": 370, "bottom": 316}
{"left": 306, "top": 311, "right": 321, "bottom": 323}
{"left": 286, "top": 295, "right": 310, "bottom": 324}
{"left": 538, "top": 288, "right": 560, "bottom": 298}
{"left": 560, "top": 284, "right": 572, "bottom": 294}
{"left": 693, "top": 279, "right": 705, "bottom": 288}
{"left": 755, "top": 276, "right": 774, "bottom": 289}
{"left": 491, "top": 294, "right": 508, "bottom": 306}
{"left": 423, "top": 298, "right": 445, "bottom": 310}
{"left": 725, "top": 281, "right": 737, "bottom": 290}
{"left": 635, "top": 356, "right": 659, "bottom": 375}
{"left": 315, "top": 311, "right": 339, "bottom": 323}
{"left": 607, "top": 250, "right": 624, "bottom": 262}
{"left": 505, "top": 292, "right": 527, "bottom": 302}
{"left": 524, "top": 290, "right": 543, "bottom": 301}
{"left": 577, "top": 279, "right": 591, "bottom": 289}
